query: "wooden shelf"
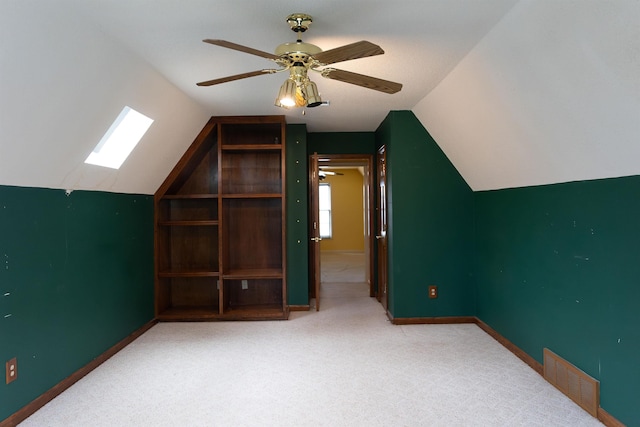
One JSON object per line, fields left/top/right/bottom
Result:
{"left": 158, "top": 220, "right": 219, "bottom": 226}
{"left": 157, "top": 306, "right": 220, "bottom": 320}
{"left": 221, "top": 194, "right": 282, "bottom": 199}
{"left": 222, "top": 144, "right": 282, "bottom": 151}
{"left": 157, "top": 305, "right": 287, "bottom": 321}
{"left": 161, "top": 194, "right": 218, "bottom": 199}
{"left": 154, "top": 116, "right": 286, "bottom": 322}
{"left": 158, "top": 271, "right": 220, "bottom": 278}
{"left": 223, "top": 268, "right": 283, "bottom": 279}
{"left": 222, "top": 305, "right": 288, "bottom": 320}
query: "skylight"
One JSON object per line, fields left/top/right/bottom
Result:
{"left": 85, "top": 106, "right": 153, "bottom": 169}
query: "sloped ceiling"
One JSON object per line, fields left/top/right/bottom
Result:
{"left": 1, "top": 1, "right": 638, "bottom": 194}
{"left": 413, "top": 0, "right": 640, "bottom": 191}
{"left": 0, "top": 2, "right": 209, "bottom": 195}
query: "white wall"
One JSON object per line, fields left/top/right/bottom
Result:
{"left": 3, "top": 1, "right": 639, "bottom": 194}
{"left": 0, "top": 2, "right": 210, "bottom": 194}
{"left": 413, "top": 0, "right": 640, "bottom": 191}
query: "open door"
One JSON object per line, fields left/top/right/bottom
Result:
{"left": 376, "top": 146, "right": 388, "bottom": 312}
{"left": 309, "top": 153, "right": 375, "bottom": 311}
{"left": 308, "top": 152, "right": 321, "bottom": 311}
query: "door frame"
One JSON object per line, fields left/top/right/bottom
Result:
{"left": 376, "top": 145, "right": 388, "bottom": 312}
{"left": 308, "top": 153, "right": 376, "bottom": 302}
{"left": 308, "top": 153, "right": 321, "bottom": 310}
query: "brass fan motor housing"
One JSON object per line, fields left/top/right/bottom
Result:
{"left": 274, "top": 42, "right": 322, "bottom": 68}
{"left": 277, "top": 14, "right": 322, "bottom": 68}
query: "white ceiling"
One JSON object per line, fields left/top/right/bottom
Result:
{"left": 1, "top": 0, "right": 638, "bottom": 194}
{"left": 56, "top": 0, "right": 519, "bottom": 132}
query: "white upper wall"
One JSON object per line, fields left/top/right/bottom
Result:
{"left": 2, "top": 1, "right": 638, "bottom": 194}
{"left": 0, "top": 2, "right": 209, "bottom": 195}
{"left": 413, "top": 0, "right": 640, "bottom": 191}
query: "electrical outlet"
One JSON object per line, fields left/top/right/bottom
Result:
{"left": 428, "top": 285, "right": 438, "bottom": 299}
{"left": 241, "top": 280, "right": 249, "bottom": 290}
{"left": 6, "top": 357, "right": 17, "bottom": 384}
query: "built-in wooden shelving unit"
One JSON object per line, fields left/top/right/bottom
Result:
{"left": 154, "top": 116, "right": 287, "bottom": 320}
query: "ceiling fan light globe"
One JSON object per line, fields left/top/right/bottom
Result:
{"left": 295, "top": 88, "right": 307, "bottom": 107}
{"left": 304, "top": 81, "right": 322, "bottom": 107}
{"left": 279, "top": 98, "right": 296, "bottom": 108}
{"left": 279, "top": 97, "right": 296, "bottom": 108}
{"left": 275, "top": 79, "right": 297, "bottom": 108}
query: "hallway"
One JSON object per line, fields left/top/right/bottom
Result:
{"left": 320, "top": 251, "right": 369, "bottom": 302}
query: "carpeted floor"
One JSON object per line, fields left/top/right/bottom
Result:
{"left": 321, "top": 251, "right": 366, "bottom": 283}
{"left": 20, "top": 252, "right": 603, "bottom": 426}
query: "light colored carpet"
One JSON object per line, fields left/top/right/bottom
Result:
{"left": 321, "top": 251, "right": 366, "bottom": 283}
{"left": 20, "top": 256, "right": 603, "bottom": 426}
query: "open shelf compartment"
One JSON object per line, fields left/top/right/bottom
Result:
{"left": 163, "top": 129, "right": 218, "bottom": 196}
{"left": 220, "top": 122, "right": 282, "bottom": 146}
{"left": 157, "top": 197, "right": 218, "bottom": 222}
{"left": 157, "top": 225, "right": 219, "bottom": 273}
{"left": 222, "top": 278, "right": 285, "bottom": 319}
{"left": 221, "top": 198, "right": 282, "bottom": 273}
{"left": 221, "top": 150, "right": 282, "bottom": 194}
{"left": 156, "top": 277, "right": 220, "bottom": 320}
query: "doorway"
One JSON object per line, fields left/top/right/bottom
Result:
{"left": 309, "top": 154, "right": 375, "bottom": 310}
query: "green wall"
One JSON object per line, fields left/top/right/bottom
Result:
{"left": 3, "top": 115, "right": 636, "bottom": 424}
{"left": 308, "top": 132, "right": 376, "bottom": 155}
{"left": 0, "top": 186, "right": 154, "bottom": 423}
{"left": 290, "top": 131, "right": 376, "bottom": 305}
{"left": 305, "top": 118, "right": 476, "bottom": 318}
{"left": 377, "top": 110, "right": 637, "bottom": 423}
{"left": 377, "top": 111, "right": 475, "bottom": 319}
{"left": 475, "top": 176, "right": 640, "bottom": 426}
{"left": 285, "top": 124, "right": 309, "bottom": 306}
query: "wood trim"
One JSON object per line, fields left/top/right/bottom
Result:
{"left": 392, "top": 316, "right": 624, "bottom": 426}
{"left": 312, "top": 153, "right": 376, "bottom": 304}
{"left": 388, "top": 316, "right": 541, "bottom": 373}
{"left": 280, "top": 122, "right": 288, "bottom": 317}
{"left": 385, "top": 310, "right": 394, "bottom": 323}
{"left": 288, "top": 305, "right": 311, "bottom": 312}
{"left": 598, "top": 407, "right": 626, "bottom": 427}
{"left": 475, "top": 319, "right": 624, "bottom": 427}
{"left": 392, "top": 316, "right": 476, "bottom": 325}
{"left": 473, "top": 317, "right": 543, "bottom": 375}
{"left": 3, "top": 314, "right": 625, "bottom": 427}
{"left": 1, "top": 320, "right": 157, "bottom": 427}
{"left": 221, "top": 144, "right": 282, "bottom": 151}
{"left": 155, "top": 118, "right": 218, "bottom": 200}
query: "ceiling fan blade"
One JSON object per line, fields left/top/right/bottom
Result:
{"left": 313, "top": 41, "right": 384, "bottom": 65}
{"left": 196, "top": 70, "right": 272, "bottom": 87}
{"left": 203, "top": 39, "right": 280, "bottom": 60}
{"left": 321, "top": 69, "right": 402, "bottom": 94}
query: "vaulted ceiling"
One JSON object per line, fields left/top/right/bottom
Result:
{"left": 1, "top": 1, "right": 638, "bottom": 194}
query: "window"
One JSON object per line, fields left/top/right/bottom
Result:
{"left": 85, "top": 106, "right": 153, "bottom": 169}
{"left": 319, "top": 183, "right": 332, "bottom": 239}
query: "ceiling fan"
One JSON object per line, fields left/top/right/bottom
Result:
{"left": 319, "top": 167, "right": 344, "bottom": 180}
{"left": 197, "top": 13, "right": 403, "bottom": 108}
